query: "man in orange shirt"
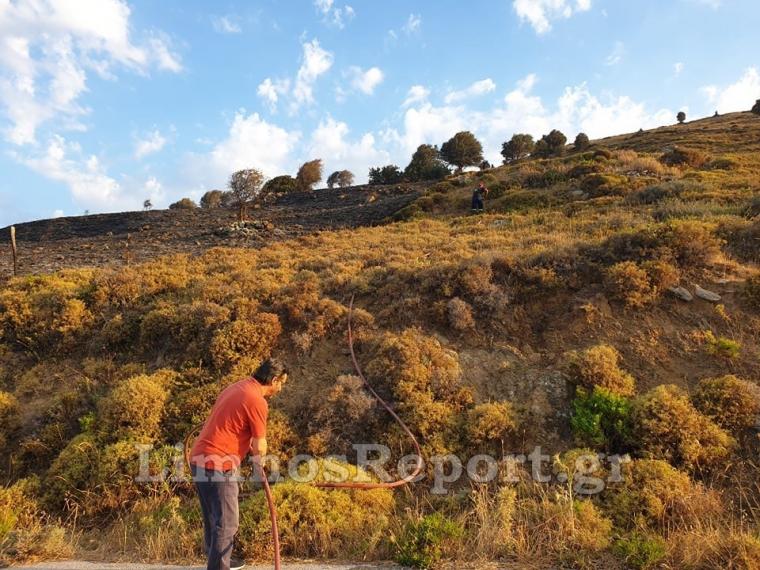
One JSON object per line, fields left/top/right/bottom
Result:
{"left": 190, "top": 358, "right": 288, "bottom": 570}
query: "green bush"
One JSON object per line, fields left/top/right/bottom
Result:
{"left": 238, "top": 460, "right": 394, "bottom": 559}
{"left": 693, "top": 375, "right": 760, "bottom": 433}
{"left": 703, "top": 330, "right": 741, "bottom": 359}
{"left": 98, "top": 370, "right": 175, "bottom": 442}
{"left": 631, "top": 384, "right": 734, "bottom": 470}
{"left": 567, "top": 344, "right": 635, "bottom": 397}
{"left": 394, "top": 512, "right": 463, "bottom": 569}
{"left": 571, "top": 387, "right": 631, "bottom": 451}
{"left": 613, "top": 532, "right": 667, "bottom": 569}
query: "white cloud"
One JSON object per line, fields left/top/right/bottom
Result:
{"left": 347, "top": 66, "right": 384, "bottom": 95}
{"left": 52, "top": 209, "right": 64, "bottom": 218}
{"left": 403, "top": 85, "right": 430, "bottom": 107}
{"left": 307, "top": 116, "right": 389, "bottom": 184}
{"left": 674, "top": 62, "right": 684, "bottom": 76}
{"left": 212, "top": 15, "right": 242, "bottom": 34}
{"left": 513, "top": 0, "right": 592, "bottom": 34}
{"left": 0, "top": 0, "right": 182, "bottom": 145}
{"left": 604, "top": 41, "right": 625, "bottom": 66}
{"left": 134, "top": 129, "right": 167, "bottom": 159}
{"left": 402, "top": 13, "right": 422, "bottom": 34}
{"left": 701, "top": 67, "right": 760, "bottom": 113}
{"left": 257, "top": 77, "right": 290, "bottom": 112}
{"left": 207, "top": 111, "right": 301, "bottom": 178}
{"left": 314, "top": 0, "right": 355, "bottom": 29}
{"left": 385, "top": 73, "right": 672, "bottom": 167}
{"left": 291, "top": 39, "right": 334, "bottom": 112}
{"left": 444, "top": 78, "right": 496, "bottom": 104}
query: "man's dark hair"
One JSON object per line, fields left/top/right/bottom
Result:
{"left": 253, "top": 358, "right": 287, "bottom": 385}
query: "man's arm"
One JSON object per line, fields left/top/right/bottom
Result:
{"left": 251, "top": 437, "right": 267, "bottom": 462}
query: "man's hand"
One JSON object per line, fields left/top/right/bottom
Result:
{"left": 251, "top": 437, "right": 267, "bottom": 462}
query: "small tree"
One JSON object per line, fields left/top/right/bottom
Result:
{"left": 440, "top": 131, "right": 483, "bottom": 172}
{"left": 501, "top": 133, "right": 535, "bottom": 163}
{"left": 169, "top": 198, "right": 197, "bottom": 210}
{"left": 574, "top": 132, "right": 590, "bottom": 151}
{"left": 677, "top": 111, "right": 686, "bottom": 124}
{"left": 751, "top": 99, "right": 760, "bottom": 115}
{"left": 404, "top": 144, "right": 450, "bottom": 181}
{"left": 336, "top": 169, "right": 354, "bottom": 188}
{"left": 368, "top": 165, "right": 403, "bottom": 185}
{"left": 143, "top": 199, "right": 152, "bottom": 211}
{"left": 534, "top": 129, "right": 567, "bottom": 157}
{"left": 296, "top": 159, "right": 323, "bottom": 191}
{"left": 200, "top": 189, "right": 224, "bottom": 209}
{"left": 262, "top": 175, "right": 298, "bottom": 196}
{"left": 228, "top": 168, "right": 265, "bottom": 221}
{"left": 479, "top": 160, "right": 492, "bottom": 170}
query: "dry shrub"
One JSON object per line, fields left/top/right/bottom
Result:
{"left": 0, "top": 390, "right": 20, "bottom": 449}
{"left": 465, "top": 401, "right": 519, "bottom": 453}
{"left": 266, "top": 409, "right": 299, "bottom": 464}
{"left": 457, "top": 258, "right": 509, "bottom": 311}
{"left": 693, "top": 375, "right": 760, "bottom": 434}
{"left": 311, "top": 374, "right": 378, "bottom": 453}
{"left": 467, "top": 485, "right": 516, "bottom": 558}
{"left": 604, "top": 260, "right": 679, "bottom": 307}
{"left": 512, "top": 493, "right": 612, "bottom": 561}
{"left": 365, "top": 329, "right": 471, "bottom": 455}
{"left": 209, "top": 314, "right": 281, "bottom": 369}
{"left": 661, "top": 220, "right": 722, "bottom": 267}
{"left": 659, "top": 147, "right": 710, "bottom": 168}
{"left": 97, "top": 496, "right": 200, "bottom": 562}
{"left": 613, "top": 150, "right": 668, "bottom": 175}
{"left": 238, "top": 459, "right": 394, "bottom": 559}
{"left": 668, "top": 529, "right": 760, "bottom": 570}
{"left": 0, "top": 477, "right": 73, "bottom": 565}
{"left": 631, "top": 384, "right": 735, "bottom": 470}
{"left": 568, "top": 344, "right": 636, "bottom": 397}
{"left": 162, "top": 381, "right": 219, "bottom": 443}
{"left": 42, "top": 433, "right": 99, "bottom": 512}
{"left": 446, "top": 297, "right": 475, "bottom": 331}
{"left": 741, "top": 273, "right": 760, "bottom": 308}
{"left": 601, "top": 459, "right": 723, "bottom": 531}
{"left": 98, "top": 370, "right": 175, "bottom": 442}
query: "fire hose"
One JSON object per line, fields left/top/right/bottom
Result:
{"left": 184, "top": 295, "right": 423, "bottom": 569}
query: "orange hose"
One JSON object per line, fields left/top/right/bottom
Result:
{"left": 257, "top": 461, "right": 281, "bottom": 570}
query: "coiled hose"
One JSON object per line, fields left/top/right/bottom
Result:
{"left": 184, "top": 295, "right": 423, "bottom": 569}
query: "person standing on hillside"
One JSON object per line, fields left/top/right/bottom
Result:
{"left": 190, "top": 358, "right": 288, "bottom": 570}
{"left": 471, "top": 181, "right": 489, "bottom": 213}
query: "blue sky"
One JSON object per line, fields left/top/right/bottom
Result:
{"left": 1, "top": 0, "right": 759, "bottom": 226}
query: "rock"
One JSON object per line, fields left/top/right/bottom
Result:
{"left": 669, "top": 286, "right": 693, "bottom": 301}
{"left": 694, "top": 284, "right": 721, "bottom": 302}
{"left": 570, "top": 190, "right": 584, "bottom": 197}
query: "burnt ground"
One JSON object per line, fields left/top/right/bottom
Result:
{"left": 0, "top": 184, "right": 422, "bottom": 279}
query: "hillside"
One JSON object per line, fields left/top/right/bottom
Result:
{"left": 2, "top": 112, "right": 760, "bottom": 569}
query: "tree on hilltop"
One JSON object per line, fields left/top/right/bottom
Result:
{"left": 368, "top": 165, "right": 403, "bottom": 185}
{"left": 677, "top": 111, "right": 686, "bottom": 124}
{"left": 440, "top": 131, "right": 483, "bottom": 172}
{"left": 533, "top": 129, "right": 567, "bottom": 157}
{"left": 200, "top": 190, "right": 225, "bottom": 209}
{"left": 228, "top": 168, "right": 265, "bottom": 221}
{"left": 405, "top": 144, "right": 450, "bottom": 181}
{"left": 574, "top": 132, "right": 590, "bottom": 151}
{"left": 169, "top": 198, "right": 197, "bottom": 210}
{"left": 262, "top": 175, "right": 298, "bottom": 196}
{"left": 752, "top": 99, "right": 760, "bottom": 115}
{"left": 501, "top": 133, "right": 535, "bottom": 163}
{"left": 296, "top": 159, "right": 323, "bottom": 191}
{"left": 327, "top": 170, "right": 355, "bottom": 188}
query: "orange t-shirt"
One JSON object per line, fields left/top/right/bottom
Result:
{"left": 190, "top": 378, "right": 268, "bottom": 471}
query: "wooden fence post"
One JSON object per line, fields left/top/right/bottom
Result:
{"left": 10, "top": 225, "right": 17, "bottom": 276}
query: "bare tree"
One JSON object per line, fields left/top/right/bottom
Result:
{"left": 143, "top": 199, "right": 153, "bottom": 211}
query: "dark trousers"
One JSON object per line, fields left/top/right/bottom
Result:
{"left": 472, "top": 193, "right": 484, "bottom": 211}
{"left": 192, "top": 464, "right": 239, "bottom": 570}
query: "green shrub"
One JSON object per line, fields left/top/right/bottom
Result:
{"left": 209, "top": 314, "right": 281, "bottom": 369}
{"left": 465, "top": 401, "right": 518, "bottom": 453}
{"left": 604, "top": 260, "right": 679, "bottom": 308}
{"left": 601, "top": 459, "right": 722, "bottom": 530}
{"left": 703, "top": 156, "right": 738, "bottom": 170}
{"left": 571, "top": 387, "right": 631, "bottom": 451}
{"left": 661, "top": 220, "right": 722, "bottom": 267}
{"left": 394, "top": 512, "right": 463, "bottom": 569}
{"left": 693, "top": 375, "right": 760, "bottom": 433}
{"left": 238, "top": 460, "right": 394, "bottom": 559}
{"left": 567, "top": 344, "right": 635, "bottom": 397}
{"left": 741, "top": 273, "right": 760, "bottom": 308}
{"left": 98, "top": 370, "right": 175, "bottom": 442}
{"left": 613, "top": 532, "right": 667, "bottom": 569}
{"left": 631, "top": 384, "right": 734, "bottom": 470}
{"left": 703, "top": 330, "right": 741, "bottom": 359}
